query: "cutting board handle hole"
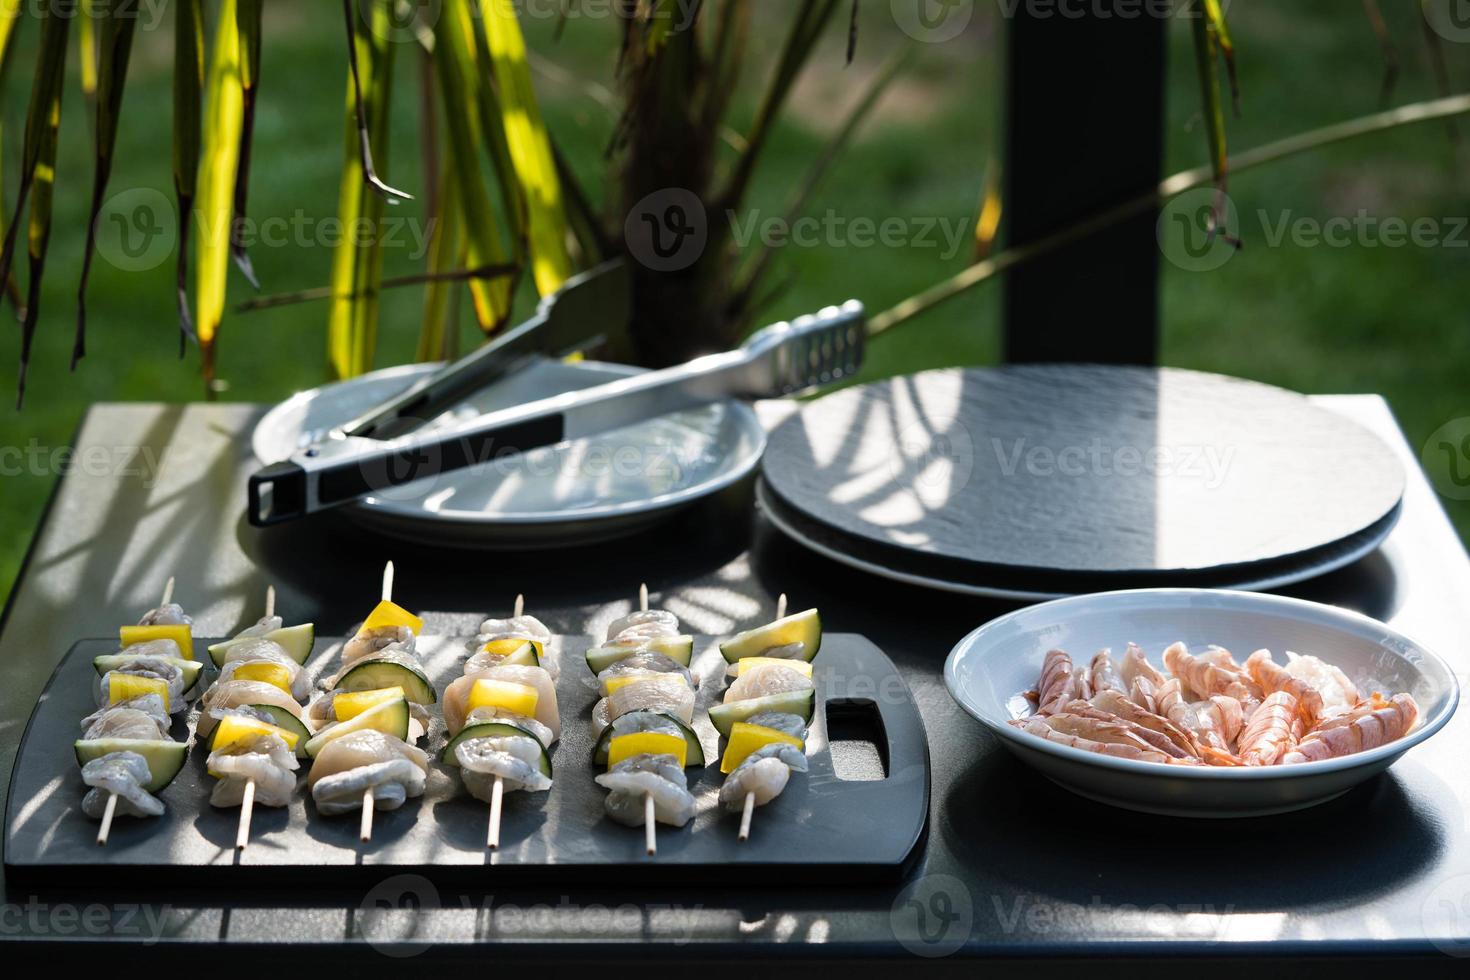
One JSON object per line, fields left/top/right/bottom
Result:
{"left": 825, "top": 698, "right": 889, "bottom": 781}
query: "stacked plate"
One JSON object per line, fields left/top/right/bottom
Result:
{"left": 759, "top": 366, "right": 1406, "bottom": 599}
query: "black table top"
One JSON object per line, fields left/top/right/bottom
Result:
{"left": 1, "top": 396, "right": 1468, "bottom": 970}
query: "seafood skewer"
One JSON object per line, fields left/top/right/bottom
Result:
{"left": 713, "top": 592, "right": 822, "bottom": 841}
{"left": 91, "top": 579, "right": 193, "bottom": 845}
{"left": 441, "top": 593, "right": 558, "bottom": 849}
{"left": 591, "top": 584, "right": 701, "bottom": 856}
{"left": 196, "top": 584, "right": 315, "bottom": 850}
{"left": 306, "top": 563, "right": 430, "bottom": 842}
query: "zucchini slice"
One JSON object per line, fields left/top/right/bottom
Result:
{"left": 585, "top": 635, "right": 694, "bottom": 674}
{"left": 92, "top": 654, "right": 205, "bottom": 696}
{"left": 335, "top": 657, "right": 437, "bottom": 704}
{"left": 248, "top": 704, "right": 312, "bottom": 758}
{"left": 719, "top": 609, "right": 822, "bottom": 664}
{"left": 207, "top": 623, "right": 316, "bottom": 667}
{"left": 304, "top": 698, "right": 410, "bottom": 758}
{"left": 708, "top": 690, "right": 816, "bottom": 738}
{"left": 591, "top": 710, "right": 704, "bottom": 768}
{"left": 74, "top": 738, "right": 188, "bottom": 793}
{"left": 441, "top": 721, "right": 552, "bottom": 777}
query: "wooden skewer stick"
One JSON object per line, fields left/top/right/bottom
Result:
{"left": 738, "top": 593, "right": 793, "bottom": 843}
{"left": 96, "top": 791, "right": 118, "bottom": 846}
{"left": 100, "top": 576, "right": 183, "bottom": 840}
{"left": 360, "top": 790, "right": 376, "bottom": 842}
{"left": 514, "top": 593, "right": 525, "bottom": 618}
{"left": 738, "top": 790, "right": 756, "bottom": 842}
{"left": 236, "top": 779, "right": 256, "bottom": 851}
{"left": 487, "top": 776, "right": 505, "bottom": 850}
{"left": 264, "top": 584, "right": 276, "bottom": 620}
{"left": 382, "top": 561, "right": 395, "bottom": 603}
{"left": 636, "top": 583, "right": 657, "bottom": 855}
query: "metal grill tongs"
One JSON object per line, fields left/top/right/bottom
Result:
{"left": 247, "top": 273, "right": 866, "bottom": 527}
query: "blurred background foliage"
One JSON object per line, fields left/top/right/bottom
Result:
{"left": 0, "top": 0, "right": 1467, "bottom": 599}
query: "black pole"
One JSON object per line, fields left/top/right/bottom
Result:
{"left": 1002, "top": 5, "right": 1168, "bottom": 364}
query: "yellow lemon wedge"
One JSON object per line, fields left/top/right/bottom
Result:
{"left": 735, "top": 657, "right": 814, "bottom": 678}
{"left": 467, "top": 678, "right": 539, "bottom": 717}
{"left": 720, "top": 722, "right": 805, "bottom": 774}
{"left": 119, "top": 624, "right": 194, "bottom": 661}
{"left": 603, "top": 673, "right": 691, "bottom": 695}
{"left": 333, "top": 686, "right": 408, "bottom": 722}
{"left": 211, "top": 715, "right": 300, "bottom": 755}
{"left": 361, "top": 600, "right": 423, "bottom": 635}
{"left": 608, "top": 731, "right": 688, "bottom": 769}
{"left": 108, "top": 673, "right": 170, "bottom": 712}
{"left": 232, "top": 661, "right": 294, "bottom": 694}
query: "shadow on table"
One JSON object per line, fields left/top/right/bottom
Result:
{"left": 234, "top": 479, "right": 758, "bottom": 634}
{"left": 943, "top": 749, "right": 1443, "bottom": 912}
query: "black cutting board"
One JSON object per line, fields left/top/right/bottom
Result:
{"left": 762, "top": 366, "right": 1405, "bottom": 587}
{"left": 3, "top": 635, "right": 927, "bottom": 884}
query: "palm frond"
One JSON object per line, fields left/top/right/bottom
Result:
{"left": 476, "top": 0, "right": 573, "bottom": 296}
{"left": 75, "top": 0, "right": 140, "bottom": 368}
{"left": 196, "top": 0, "right": 246, "bottom": 392}
{"left": 0, "top": 0, "right": 73, "bottom": 406}
{"left": 172, "top": 0, "right": 203, "bottom": 354}
{"left": 230, "top": 0, "right": 263, "bottom": 288}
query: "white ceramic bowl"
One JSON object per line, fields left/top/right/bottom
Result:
{"left": 945, "top": 589, "right": 1460, "bottom": 817}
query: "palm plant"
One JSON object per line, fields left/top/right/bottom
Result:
{"left": 0, "top": 0, "right": 1464, "bottom": 407}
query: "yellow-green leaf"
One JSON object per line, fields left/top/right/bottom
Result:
{"left": 173, "top": 0, "right": 203, "bottom": 351}
{"left": 417, "top": 160, "right": 464, "bottom": 362}
{"left": 230, "top": 0, "right": 263, "bottom": 287}
{"left": 195, "top": 0, "right": 245, "bottom": 389}
{"left": 328, "top": 0, "right": 397, "bottom": 379}
{"left": 75, "top": 0, "right": 140, "bottom": 367}
{"left": 477, "top": 0, "right": 573, "bottom": 297}
{"left": 436, "top": 0, "right": 512, "bottom": 332}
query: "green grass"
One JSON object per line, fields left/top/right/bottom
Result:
{"left": 0, "top": 1, "right": 1465, "bottom": 601}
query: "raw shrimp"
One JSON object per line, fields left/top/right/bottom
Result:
{"left": 595, "top": 753, "right": 695, "bottom": 827}
{"left": 592, "top": 678, "right": 697, "bottom": 735}
{"left": 1044, "top": 711, "right": 1169, "bottom": 756}
{"left": 1283, "top": 652, "right": 1359, "bottom": 719}
{"left": 1157, "top": 678, "right": 1235, "bottom": 756}
{"left": 307, "top": 730, "right": 430, "bottom": 815}
{"left": 1128, "top": 676, "right": 1159, "bottom": 714}
{"left": 138, "top": 603, "right": 190, "bottom": 626}
{"left": 214, "top": 647, "right": 311, "bottom": 700}
{"left": 1089, "top": 650, "right": 1125, "bottom": 696}
{"left": 83, "top": 706, "right": 169, "bottom": 741}
{"left": 1036, "top": 649, "right": 1082, "bottom": 715}
{"left": 463, "top": 706, "right": 556, "bottom": 748}
{"left": 1246, "top": 650, "right": 1325, "bottom": 725}
{"left": 1235, "top": 691, "right": 1304, "bottom": 766}
{"left": 605, "top": 610, "right": 680, "bottom": 644}
{"left": 1090, "top": 689, "right": 1200, "bottom": 757}
{"left": 718, "top": 743, "right": 809, "bottom": 811}
{"left": 444, "top": 664, "right": 560, "bottom": 741}
{"left": 99, "top": 662, "right": 188, "bottom": 714}
{"left": 80, "top": 752, "right": 165, "bottom": 818}
{"left": 197, "top": 680, "right": 306, "bottom": 738}
{"left": 208, "top": 730, "right": 299, "bottom": 808}
{"left": 1014, "top": 717, "right": 1174, "bottom": 764}
{"left": 81, "top": 696, "right": 170, "bottom": 737}
{"left": 1065, "top": 698, "right": 1194, "bottom": 759}
{"left": 724, "top": 662, "right": 813, "bottom": 703}
{"left": 455, "top": 735, "right": 552, "bottom": 797}
{"left": 342, "top": 625, "right": 416, "bottom": 666}
{"left": 1163, "top": 642, "right": 1257, "bottom": 702}
{"left": 235, "top": 614, "right": 284, "bottom": 638}
{"left": 597, "top": 651, "right": 695, "bottom": 693}
{"left": 1281, "top": 693, "right": 1419, "bottom": 764}
{"left": 1120, "top": 643, "right": 1165, "bottom": 689}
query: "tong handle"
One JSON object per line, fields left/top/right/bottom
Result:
{"left": 248, "top": 412, "right": 568, "bottom": 526}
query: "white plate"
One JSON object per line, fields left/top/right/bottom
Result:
{"left": 944, "top": 589, "right": 1460, "bottom": 817}
{"left": 252, "top": 360, "right": 767, "bottom": 549}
